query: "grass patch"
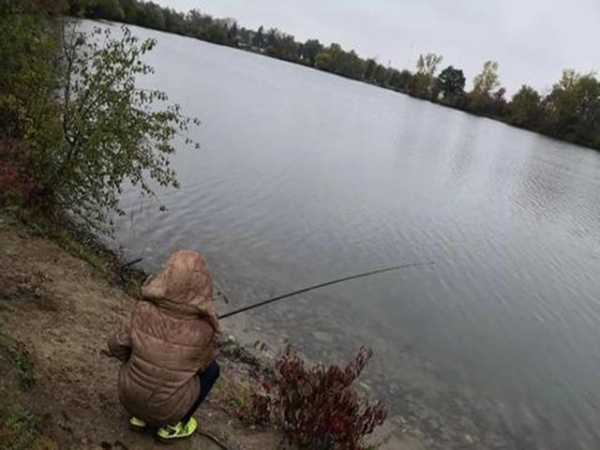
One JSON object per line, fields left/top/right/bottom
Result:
{"left": 26, "top": 216, "right": 113, "bottom": 276}
{"left": 0, "top": 408, "right": 57, "bottom": 450}
{"left": 0, "top": 333, "right": 35, "bottom": 392}
{"left": 212, "top": 372, "right": 255, "bottom": 412}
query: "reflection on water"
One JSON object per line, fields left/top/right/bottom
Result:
{"left": 109, "top": 23, "right": 600, "bottom": 450}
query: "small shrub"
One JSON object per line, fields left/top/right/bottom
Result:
{"left": 46, "top": 23, "right": 200, "bottom": 233}
{"left": 270, "top": 346, "right": 388, "bottom": 450}
{"left": 239, "top": 384, "right": 273, "bottom": 426}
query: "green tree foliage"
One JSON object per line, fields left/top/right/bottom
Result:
{"left": 162, "top": 7, "right": 186, "bottom": 34}
{"left": 316, "top": 44, "right": 365, "bottom": 79}
{"left": 543, "top": 70, "right": 600, "bottom": 147}
{"left": 136, "top": 1, "right": 165, "bottom": 30}
{"left": 372, "top": 63, "right": 389, "bottom": 86}
{"left": 409, "top": 53, "right": 443, "bottom": 99}
{"left": 509, "top": 85, "right": 542, "bottom": 128}
{"left": 472, "top": 61, "right": 500, "bottom": 95}
{"left": 87, "top": 0, "right": 124, "bottom": 21}
{"left": 48, "top": 24, "right": 199, "bottom": 231}
{"left": 362, "top": 59, "right": 375, "bottom": 82}
{"left": 301, "top": 39, "right": 323, "bottom": 66}
{"left": 313, "top": 51, "right": 331, "bottom": 71}
{"left": 0, "top": 2, "right": 66, "bottom": 204}
{"left": 252, "top": 25, "right": 264, "bottom": 48}
{"left": 387, "top": 69, "right": 412, "bottom": 92}
{"left": 1, "top": 9, "right": 199, "bottom": 229}
{"left": 0, "top": 6, "right": 63, "bottom": 152}
{"left": 227, "top": 21, "right": 239, "bottom": 45}
{"left": 417, "top": 53, "right": 443, "bottom": 78}
{"left": 65, "top": 0, "right": 89, "bottom": 15}
{"left": 438, "top": 66, "right": 466, "bottom": 102}
{"left": 469, "top": 61, "right": 501, "bottom": 114}
{"left": 118, "top": 0, "right": 139, "bottom": 22}
{"left": 265, "top": 28, "right": 299, "bottom": 61}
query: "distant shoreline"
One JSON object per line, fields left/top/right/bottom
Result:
{"left": 66, "top": 0, "right": 600, "bottom": 153}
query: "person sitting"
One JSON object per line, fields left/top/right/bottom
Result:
{"left": 107, "top": 250, "right": 221, "bottom": 443}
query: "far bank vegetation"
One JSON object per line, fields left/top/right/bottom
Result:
{"left": 66, "top": 0, "right": 600, "bottom": 151}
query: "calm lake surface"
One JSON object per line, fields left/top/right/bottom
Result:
{"left": 109, "top": 23, "right": 600, "bottom": 450}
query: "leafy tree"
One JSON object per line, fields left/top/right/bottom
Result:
{"left": 438, "top": 65, "right": 466, "bottom": 100}
{"left": 364, "top": 58, "right": 377, "bottom": 82}
{"left": 227, "top": 21, "right": 239, "bottom": 45}
{"left": 253, "top": 25, "right": 264, "bottom": 48}
{"left": 118, "top": 0, "right": 139, "bottom": 23}
{"left": 472, "top": 61, "right": 500, "bottom": 94}
{"left": 264, "top": 29, "right": 299, "bottom": 61}
{"left": 390, "top": 69, "right": 413, "bottom": 91}
{"left": 46, "top": 24, "right": 198, "bottom": 231}
{"left": 137, "top": 1, "right": 165, "bottom": 30}
{"left": 408, "top": 73, "right": 430, "bottom": 98}
{"left": 162, "top": 7, "right": 186, "bottom": 34}
{"left": 315, "top": 50, "right": 334, "bottom": 72}
{"left": 184, "top": 9, "right": 212, "bottom": 39}
{"left": 544, "top": 70, "right": 600, "bottom": 146}
{"left": 490, "top": 87, "right": 508, "bottom": 117}
{"left": 372, "top": 63, "right": 388, "bottom": 86}
{"left": 509, "top": 85, "right": 542, "bottom": 128}
{"left": 0, "top": 8, "right": 62, "bottom": 141}
{"left": 328, "top": 46, "right": 364, "bottom": 79}
{"left": 0, "top": 7, "right": 63, "bottom": 204}
{"left": 66, "top": 0, "right": 91, "bottom": 16}
{"left": 302, "top": 39, "right": 323, "bottom": 66}
{"left": 87, "top": 0, "right": 124, "bottom": 21}
{"left": 416, "top": 53, "right": 443, "bottom": 78}
{"left": 204, "top": 22, "right": 228, "bottom": 44}
{"left": 387, "top": 69, "right": 407, "bottom": 91}
{"left": 469, "top": 61, "right": 501, "bottom": 113}
{"left": 237, "top": 27, "right": 252, "bottom": 47}
{"left": 410, "top": 53, "right": 443, "bottom": 98}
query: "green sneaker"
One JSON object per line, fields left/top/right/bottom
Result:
{"left": 156, "top": 417, "right": 198, "bottom": 443}
{"left": 129, "top": 416, "right": 147, "bottom": 432}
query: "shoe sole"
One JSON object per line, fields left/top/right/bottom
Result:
{"left": 154, "top": 433, "right": 194, "bottom": 445}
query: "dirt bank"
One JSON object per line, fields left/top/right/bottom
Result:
{"left": 0, "top": 213, "right": 425, "bottom": 450}
{"left": 0, "top": 214, "right": 286, "bottom": 450}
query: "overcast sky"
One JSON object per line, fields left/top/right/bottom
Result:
{"left": 152, "top": 0, "right": 599, "bottom": 94}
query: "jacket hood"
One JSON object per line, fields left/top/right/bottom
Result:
{"left": 142, "top": 250, "right": 220, "bottom": 331}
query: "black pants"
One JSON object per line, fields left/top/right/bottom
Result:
{"left": 181, "top": 360, "right": 220, "bottom": 423}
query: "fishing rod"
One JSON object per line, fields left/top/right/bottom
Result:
{"left": 217, "top": 261, "right": 434, "bottom": 320}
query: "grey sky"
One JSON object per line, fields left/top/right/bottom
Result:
{"left": 152, "top": 0, "right": 599, "bottom": 94}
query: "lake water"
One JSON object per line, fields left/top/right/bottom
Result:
{"left": 109, "top": 23, "right": 600, "bottom": 450}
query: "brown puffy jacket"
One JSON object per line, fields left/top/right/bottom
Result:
{"left": 108, "top": 251, "right": 220, "bottom": 426}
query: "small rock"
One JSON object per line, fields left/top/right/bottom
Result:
{"left": 362, "top": 382, "right": 374, "bottom": 392}
{"left": 312, "top": 331, "right": 333, "bottom": 343}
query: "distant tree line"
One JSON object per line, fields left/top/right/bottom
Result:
{"left": 68, "top": 0, "right": 600, "bottom": 150}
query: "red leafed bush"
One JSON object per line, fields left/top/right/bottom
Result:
{"left": 245, "top": 386, "right": 273, "bottom": 426}
{"left": 272, "top": 346, "right": 388, "bottom": 450}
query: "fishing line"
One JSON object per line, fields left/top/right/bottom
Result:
{"left": 218, "top": 261, "right": 434, "bottom": 319}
